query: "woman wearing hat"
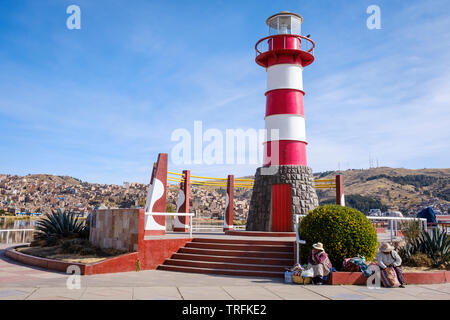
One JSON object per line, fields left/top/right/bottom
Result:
{"left": 377, "top": 243, "right": 406, "bottom": 288}
{"left": 307, "top": 242, "right": 333, "bottom": 285}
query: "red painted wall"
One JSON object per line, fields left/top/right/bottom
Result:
{"left": 85, "top": 252, "right": 139, "bottom": 275}
{"left": 140, "top": 238, "right": 192, "bottom": 269}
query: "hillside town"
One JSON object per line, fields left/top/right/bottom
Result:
{"left": 0, "top": 174, "right": 251, "bottom": 220}
{"left": 166, "top": 185, "right": 251, "bottom": 220}
{"left": 0, "top": 170, "right": 448, "bottom": 218}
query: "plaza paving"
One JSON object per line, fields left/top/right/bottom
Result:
{"left": 1, "top": 244, "right": 449, "bottom": 300}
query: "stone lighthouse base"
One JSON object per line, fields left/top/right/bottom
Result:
{"left": 246, "top": 165, "right": 319, "bottom": 232}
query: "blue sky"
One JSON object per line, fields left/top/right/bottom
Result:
{"left": 0, "top": 0, "right": 449, "bottom": 184}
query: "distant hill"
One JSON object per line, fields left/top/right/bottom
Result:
{"left": 1, "top": 167, "right": 448, "bottom": 216}
{"left": 22, "top": 174, "right": 84, "bottom": 186}
{"left": 314, "top": 167, "right": 449, "bottom": 215}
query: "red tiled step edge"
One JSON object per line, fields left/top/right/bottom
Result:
{"left": 225, "top": 230, "right": 296, "bottom": 237}
{"left": 5, "top": 245, "right": 139, "bottom": 275}
{"left": 171, "top": 253, "right": 294, "bottom": 265}
{"left": 185, "top": 242, "right": 293, "bottom": 252}
{"left": 192, "top": 238, "right": 294, "bottom": 246}
{"left": 158, "top": 264, "right": 285, "bottom": 278}
{"left": 329, "top": 271, "right": 450, "bottom": 285}
{"left": 163, "top": 259, "right": 290, "bottom": 272}
{"left": 178, "top": 247, "right": 293, "bottom": 259}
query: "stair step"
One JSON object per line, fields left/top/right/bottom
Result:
{"left": 225, "top": 231, "right": 296, "bottom": 237}
{"left": 192, "top": 238, "right": 294, "bottom": 246}
{"left": 164, "top": 259, "right": 290, "bottom": 272}
{"left": 157, "top": 264, "right": 284, "bottom": 278}
{"left": 171, "top": 253, "right": 294, "bottom": 265}
{"left": 178, "top": 247, "right": 293, "bottom": 259}
{"left": 185, "top": 242, "right": 293, "bottom": 252}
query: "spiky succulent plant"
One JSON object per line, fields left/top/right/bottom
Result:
{"left": 399, "top": 227, "right": 450, "bottom": 268}
{"left": 34, "top": 209, "right": 87, "bottom": 245}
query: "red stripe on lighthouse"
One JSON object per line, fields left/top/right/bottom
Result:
{"left": 268, "top": 35, "right": 301, "bottom": 51}
{"left": 263, "top": 140, "right": 307, "bottom": 166}
{"left": 266, "top": 89, "right": 305, "bottom": 117}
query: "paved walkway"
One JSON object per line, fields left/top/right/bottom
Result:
{"left": 1, "top": 244, "right": 449, "bottom": 300}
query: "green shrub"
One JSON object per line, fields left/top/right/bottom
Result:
{"left": 298, "top": 205, "right": 378, "bottom": 269}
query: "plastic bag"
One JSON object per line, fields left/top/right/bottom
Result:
{"left": 301, "top": 268, "right": 314, "bottom": 278}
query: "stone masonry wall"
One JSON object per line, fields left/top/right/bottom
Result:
{"left": 90, "top": 209, "right": 140, "bottom": 252}
{"left": 246, "top": 165, "right": 319, "bottom": 231}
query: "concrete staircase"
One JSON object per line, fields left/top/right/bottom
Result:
{"left": 158, "top": 237, "right": 295, "bottom": 277}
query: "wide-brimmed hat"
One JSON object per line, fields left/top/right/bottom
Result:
{"left": 379, "top": 243, "right": 394, "bottom": 253}
{"left": 312, "top": 242, "right": 324, "bottom": 251}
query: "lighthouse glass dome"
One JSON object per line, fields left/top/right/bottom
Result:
{"left": 267, "top": 13, "right": 303, "bottom": 36}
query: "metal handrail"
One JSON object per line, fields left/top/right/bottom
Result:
{"left": 294, "top": 214, "right": 306, "bottom": 265}
{"left": 146, "top": 212, "right": 195, "bottom": 238}
{"left": 366, "top": 216, "right": 428, "bottom": 242}
{"left": 192, "top": 226, "right": 246, "bottom": 230}
{"left": 0, "top": 228, "right": 35, "bottom": 244}
{"left": 255, "top": 34, "right": 315, "bottom": 56}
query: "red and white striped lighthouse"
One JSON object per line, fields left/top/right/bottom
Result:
{"left": 247, "top": 12, "right": 319, "bottom": 232}
{"left": 255, "top": 12, "right": 315, "bottom": 166}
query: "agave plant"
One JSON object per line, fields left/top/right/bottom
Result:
{"left": 34, "top": 209, "right": 87, "bottom": 245}
{"left": 398, "top": 242, "right": 418, "bottom": 260}
{"left": 417, "top": 228, "right": 450, "bottom": 267}
{"left": 399, "top": 227, "right": 450, "bottom": 267}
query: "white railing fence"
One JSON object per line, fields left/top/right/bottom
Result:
{"left": 294, "top": 215, "right": 306, "bottom": 265}
{"left": 146, "top": 212, "right": 195, "bottom": 238}
{"left": 366, "top": 216, "right": 428, "bottom": 243}
{"left": 147, "top": 212, "right": 247, "bottom": 236}
{"left": 0, "top": 229, "right": 35, "bottom": 244}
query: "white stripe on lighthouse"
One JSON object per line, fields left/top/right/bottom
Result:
{"left": 264, "top": 114, "right": 306, "bottom": 142}
{"left": 266, "top": 64, "right": 303, "bottom": 92}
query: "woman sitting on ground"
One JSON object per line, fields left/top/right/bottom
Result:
{"left": 377, "top": 243, "right": 406, "bottom": 288}
{"left": 307, "top": 242, "right": 333, "bottom": 285}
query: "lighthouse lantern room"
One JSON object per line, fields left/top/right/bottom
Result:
{"left": 267, "top": 12, "right": 302, "bottom": 35}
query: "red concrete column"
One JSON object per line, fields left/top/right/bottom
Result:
{"left": 143, "top": 153, "right": 168, "bottom": 236}
{"left": 223, "top": 175, "right": 234, "bottom": 231}
{"left": 336, "top": 175, "right": 345, "bottom": 206}
{"left": 174, "top": 170, "right": 190, "bottom": 232}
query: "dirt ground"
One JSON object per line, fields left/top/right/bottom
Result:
{"left": 401, "top": 266, "right": 447, "bottom": 272}
{"left": 356, "top": 260, "right": 447, "bottom": 272}
{"left": 16, "top": 246, "right": 119, "bottom": 264}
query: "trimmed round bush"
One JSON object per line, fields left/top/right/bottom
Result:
{"left": 299, "top": 205, "right": 378, "bottom": 269}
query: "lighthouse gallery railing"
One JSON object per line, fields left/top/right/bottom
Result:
{"left": 255, "top": 34, "right": 315, "bottom": 57}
